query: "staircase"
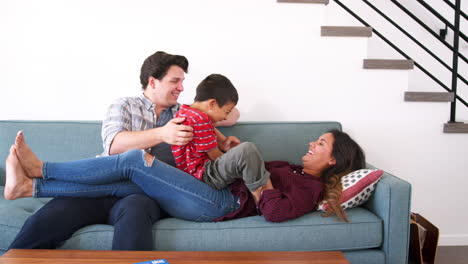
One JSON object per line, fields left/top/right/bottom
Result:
{"left": 277, "top": 0, "right": 468, "bottom": 133}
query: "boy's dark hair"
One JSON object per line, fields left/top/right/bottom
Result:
{"left": 140, "top": 51, "right": 189, "bottom": 90}
{"left": 194, "top": 74, "right": 238, "bottom": 107}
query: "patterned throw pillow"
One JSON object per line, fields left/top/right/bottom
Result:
{"left": 318, "top": 169, "right": 384, "bottom": 212}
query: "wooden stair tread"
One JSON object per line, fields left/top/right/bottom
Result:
{"left": 277, "top": 0, "right": 329, "bottom": 4}
{"left": 444, "top": 123, "right": 468, "bottom": 133}
{"left": 321, "top": 26, "right": 372, "bottom": 37}
{"left": 404, "top": 92, "right": 454, "bottom": 102}
{"left": 363, "top": 59, "right": 414, "bottom": 70}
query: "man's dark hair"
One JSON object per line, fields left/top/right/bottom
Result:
{"left": 194, "top": 74, "right": 238, "bottom": 107}
{"left": 140, "top": 51, "right": 189, "bottom": 89}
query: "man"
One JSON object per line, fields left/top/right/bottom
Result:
{"left": 9, "top": 51, "right": 238, "bottom": 250}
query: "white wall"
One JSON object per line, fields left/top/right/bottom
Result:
{"left": 1, "top": 0, "right": 467, "bottom": 245}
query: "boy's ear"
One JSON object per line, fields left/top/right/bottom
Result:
{"left": 207, "top": 99, "right": 218, "bottom": 109}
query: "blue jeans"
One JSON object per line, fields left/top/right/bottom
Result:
{"left": 9, "top": 195, "right": 162, "bottom": 250}
{"left": 35, "top": 149, "right": 239, "bottom": 222}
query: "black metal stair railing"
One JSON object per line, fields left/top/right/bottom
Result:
{"left": 450, "top": 0, "right": 462, "bottom": 123}
{"left": 361, "top": 0, "right": 467, "bottom": 87}
{"left": 442, "top": 0, "right": 467, "bottom": 20}
{"left": 332, "top": 0, "right": 466, "bottom": 123}
{"left": 416, "top": 0, "right": 467, "bottom": 43}
{"left": 390, "top": 0, "right": 467, "bottom": 64}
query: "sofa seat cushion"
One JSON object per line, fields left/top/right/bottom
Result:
{"left": 152, "top": 207, "right": 382, "bottom": 251}
{"left": 60, "top": 207, "right": 382, "bottom": 252}
{"left": 0, "top": 186, "right": 51, "bottom": 251}
{"left": 1, "top": 186, "right": 382, "bottom": 252}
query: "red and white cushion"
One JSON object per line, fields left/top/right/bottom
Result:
{"left": 318, "top": 169, "right": 384, "bottom": 212}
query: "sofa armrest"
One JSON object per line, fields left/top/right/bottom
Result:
{"left": 363, "top": 170, "right": 412, "bottom": 264}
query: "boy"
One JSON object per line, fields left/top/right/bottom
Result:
{"left": 171, "top": 74, "right": 270, "bottom": 202}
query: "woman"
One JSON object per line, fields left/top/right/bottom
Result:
{"left": 5, "top": 130, "right": 365, "bottom": 222}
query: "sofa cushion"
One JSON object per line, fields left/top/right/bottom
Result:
{"left": 218, "top": 122, "right": 342, "bottom": 164}
{"left": 0, "top": 185, "right": 382, "bottom": 252}
{"left": 57, "top": 207, "right": 382, "bottom": 252}
{"left": 318, "top": 169, "right": 383, "bottom": 212}
{"left": 0, "top": 186, "right": 52, "bottom": 252}
{"left": 153, "top": 208, "right": 382, "bottom": 251}
{"left": 0, "top": 121, "right": 342, "bottom": 185}
{"left": 0, "top": 121, "right": 103, "bottom": 186}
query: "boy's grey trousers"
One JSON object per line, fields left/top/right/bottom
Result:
{"left": 203, "top": 142, "right": 270, "bottom": 192}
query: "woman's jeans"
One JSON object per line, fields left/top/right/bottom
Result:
{"left": 35, "top": 149, "right": 240, "bottom": 222}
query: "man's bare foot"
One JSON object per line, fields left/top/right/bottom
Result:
{"left": 4, "top": 145, "right": 33, "bottom": 200}
{"left": 15, "top": 131, "right": 43, "bottom": 178}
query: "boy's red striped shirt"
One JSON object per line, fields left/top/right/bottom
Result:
{"left": 171, "top": 104, "right": 218, "bottom": 180}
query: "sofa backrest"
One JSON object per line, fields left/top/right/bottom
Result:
{"left": 0, "top": 121, "right": 102, "bottom": 186}
{"left": 218, "top": 121, "right": 342, "bottom": 164}
{"left": 0, "top": 121, "right": 341, "bottom": 186}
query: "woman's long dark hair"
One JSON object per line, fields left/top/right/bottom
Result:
{"left": 320, "top": 130, "right": 366, "bottom": 222}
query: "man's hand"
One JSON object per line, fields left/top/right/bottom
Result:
{"left": 219, "top": 136, "right": 241, "bottom": 152}
{"left": 161, "top": 117, "right": 193, "bottom": 145}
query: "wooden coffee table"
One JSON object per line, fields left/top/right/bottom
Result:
{"left": 0, "top": 249, "right": 349, "bottom": 264}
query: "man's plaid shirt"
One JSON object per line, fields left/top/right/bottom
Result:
{"left": 101, "top": 94, "right": 180, "bottom": 156}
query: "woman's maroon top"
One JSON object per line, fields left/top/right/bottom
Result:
{"left": 216, "top": 161, "right": 324, "bottom": 222}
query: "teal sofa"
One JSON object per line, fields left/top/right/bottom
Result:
{"left": 0, "top": 121, "right": 411, "bottom": 264}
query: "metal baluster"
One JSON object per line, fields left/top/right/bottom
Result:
{"left": 449, "top": 0, "right": 461, "bottom": 123}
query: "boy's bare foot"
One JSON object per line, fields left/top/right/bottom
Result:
{"left": 250, "top": 179, "right": 274, "bottom": 205}
{"left": 4, "top": 145, "right": 33, "bottom": 200}
{"left": 250, "top": 186, "right": 264, "bottom": 205}
{"left": 263, "top": 178, "right": 274, "bottom": 191}
{"left": 15, "top": 131, "right": 43, "bottom": 178}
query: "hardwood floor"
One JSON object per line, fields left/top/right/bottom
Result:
{"left": 435, "top": 246, "right": 468, "bottom": 264}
